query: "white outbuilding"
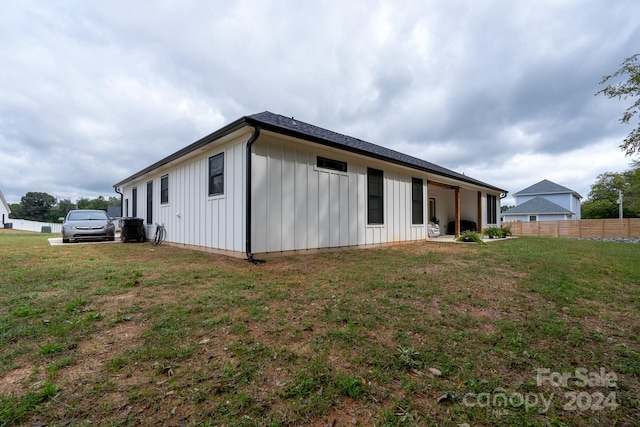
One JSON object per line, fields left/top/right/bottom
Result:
{"left": 0, "top": 190, "right": 11, "bottom": 227}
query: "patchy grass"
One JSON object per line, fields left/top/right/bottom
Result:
{"left": 0, "top": 233, "right": 639, "bottom": 426}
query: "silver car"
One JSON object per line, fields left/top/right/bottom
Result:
{"left": 61, "top": 209, "right": 116, "bottom": 243}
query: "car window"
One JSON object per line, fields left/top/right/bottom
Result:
{"left": 67, "top": 211, "right": 108, "bottom": 221}
{"left": 68, "top": 212, "right": 87, "bottom": 221}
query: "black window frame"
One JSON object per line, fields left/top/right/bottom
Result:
{"left": 160, "top": 174, "right": 169, "bottom": 204}
{"left": 208, "top": 153, "right": 224, "bottom": 196}
{"left": 487, "top": 194, "right": 497, "bottom": 224}
{"left": 317, "top": 156, "right": 347, "bottom": 172}
{"left": 367, "top": 167, "right": 384, "bottom": 225}
{"left": 132, "top": 187, "right": 138, "bottom": 218}
{"left": 146, "top": 180, "right": 153, "bottom": 224}
{"left": 411, "top": 177, "right": 424, "bottom": 225}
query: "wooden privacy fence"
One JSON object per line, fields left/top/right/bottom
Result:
{"left": 504, "top": 218, "right": 640, "bottom": 239}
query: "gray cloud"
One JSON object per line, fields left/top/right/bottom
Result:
{"left": 1, "top": 0, "right": 638, "bottom": 205}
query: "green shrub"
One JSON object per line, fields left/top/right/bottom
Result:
{"left": 456, "top": 230, "right": 486, "bottom": 244}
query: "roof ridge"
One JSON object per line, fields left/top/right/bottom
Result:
{"left": 514, "top": 179, "right": 578, "bottom": 196}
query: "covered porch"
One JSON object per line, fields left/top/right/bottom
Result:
{"left": 427, "top": 180, "right": 500, "bottom": 237}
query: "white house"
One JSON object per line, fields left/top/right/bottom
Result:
{"left": 0, "top": 190, "right": 11, "bottom": 227}
{"left": 114, "top": 112, "right": 507, "bottom": 260}
{"left": 502, "top": 179, "right": 582, "bottom": 222}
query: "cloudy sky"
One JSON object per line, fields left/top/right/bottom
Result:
{"left": 1, "top": 0, "right": 639, "bottom": 206}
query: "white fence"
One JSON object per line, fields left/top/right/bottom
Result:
{"left": 4, "top": 219, "right": 62, "bottom": 234}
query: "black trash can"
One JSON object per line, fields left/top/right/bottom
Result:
{"left": 121, "top": 218, "right": 146, "bottom": 242}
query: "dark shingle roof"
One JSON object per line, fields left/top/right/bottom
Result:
{"left": 514, "top": 179, "right": 581, "bottom": 198}
{"left": 115, "top": 111, "right": 506, "bottom": 192}
{"left": 502, "top": 197, "right": 573, "bottom": 215}
{"left": 244, "top": 112, "right": 505, "bottom": 192}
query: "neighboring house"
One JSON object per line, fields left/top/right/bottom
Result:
{"left": 0, "top": 190, "right": 11, "bottom": 226}
{"left": 114, "top": 112, "right": 506, "bottom": 259}
{"left": 502, "top": 179, "right": 582, "bottom": 222}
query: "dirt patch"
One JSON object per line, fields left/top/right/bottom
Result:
{"left": 72, "top": 320, "right": 145, "bottom": 375}
{"left": 0, "top": 367, "right": 33, "bottom": 396}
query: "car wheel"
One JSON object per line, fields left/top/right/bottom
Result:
{"left": 108, "top": 237, "right": 115, "bottom": 241}
{"left": 63, "top": 238, "right": 70, "bottom": 243}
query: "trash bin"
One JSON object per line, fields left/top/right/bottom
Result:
{"left": 3, "top": 223, "right": 12, "bottom": 229}
{"left": 121, "top": 218, "right": 146, "bottom": 242}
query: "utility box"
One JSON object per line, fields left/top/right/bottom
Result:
{"left": 4, "top": 223, "right": 12, "bottom": 229}
{"left": 121, "top": 218, "right": 146, "bottom": 242}
{"left": 41, "top": 226, "right": 52, "bottom": 233}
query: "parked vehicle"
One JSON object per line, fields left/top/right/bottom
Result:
{"left": 60, "top": 210, "right": 115, "bottom": 243}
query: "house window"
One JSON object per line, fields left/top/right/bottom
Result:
{"left": 317, "top": 156, "right": 347, "bottom": 172}
{"left": 209, "top": 153, "right": 224, "bottom": 196}
{"left": 487, "top": 194, "right": 497, "bottom": 224}
{"left": 161, "top": 174, "right": 169, "bottom": 204}
{"left": 367, "top": 167, "right": 384, "bottom": 224}
{"left": 132, "top": 187, "right": 137, "bottom": 217}
{"left": 146, "top": 180, "right": 153, "bottom": 224}
{"left": 529, "top": 215, "right": 537, "bottom": 222}
{"left": 412, "top": 178, "right": 424, "bottom": 225}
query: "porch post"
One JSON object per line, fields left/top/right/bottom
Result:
{"left": 477, "top": 191, "right": 482, "bottom": 234}
{"left": 455, "top": 186, "right": 461, "bottom": 236}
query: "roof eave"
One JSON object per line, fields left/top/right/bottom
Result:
{"left": 516, "top": 191, "right": 581, "bottom": 197}
{"left": 503, "top": 212, "right": 573, "bottom": 215}
{"left": 113, "top": 117, "right": 250, "bottom": 188}
{"left": 114, "top": 113, "right": 507, "bottom": 194}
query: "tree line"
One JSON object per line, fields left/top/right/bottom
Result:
{"left": 9, "top": 192, "right": 120, "bottom": 223}
{"left": 581, "top": 162, "right": 640, "bottom": 219}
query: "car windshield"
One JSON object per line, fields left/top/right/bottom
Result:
{"left": 67, "top": 211, "right": 108, "bottom": 221}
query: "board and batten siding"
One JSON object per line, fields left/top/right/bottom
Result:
{"left": 120, "top": 133, "right": 248, "bottom": 253}
{"left": 251, "top": 136, "right": 427, "bottom": 254}
{"left": 119, "top": 131, "right": 501, "bottom": 255}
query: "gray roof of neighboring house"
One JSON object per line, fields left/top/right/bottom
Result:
{"left": 502, "top": 196, "right": 574, "bottom": 215}
{"left": 514, "top": 179, "right": 582, "bottom": 198}
{"left": 114, "top": 111, "right": 507, "bottom": 193}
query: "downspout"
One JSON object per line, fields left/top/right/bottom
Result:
{"left": 245, "top": 126, "right": 264, "bottom": 263}
{"left": 114, "top": 187, "right": 124, "bottom": 217}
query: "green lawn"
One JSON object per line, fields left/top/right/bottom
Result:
{"left": 0, "top": 233, "right": 639, "bottom": 426}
